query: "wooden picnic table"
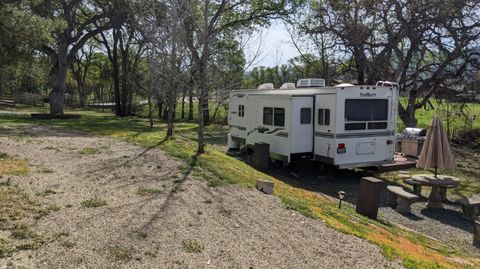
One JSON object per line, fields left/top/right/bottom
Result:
{"left": 411, "top": 174, "right": 460, "bottom": 209}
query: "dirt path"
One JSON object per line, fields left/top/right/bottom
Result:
{"left": 0, "top": 124, "right": 402, "bottom": 268}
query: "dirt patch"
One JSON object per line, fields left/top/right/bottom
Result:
{"left": 0, "top": 125, "right": 402, "bottom": 268}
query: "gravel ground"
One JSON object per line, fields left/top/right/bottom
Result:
{"left": 379, "top": 195, "right": 477, "bottom": 257}
{"left": 0, "top": 124, "right": 402, "bottom": 269}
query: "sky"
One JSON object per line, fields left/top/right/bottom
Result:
{"left": 246, "top": 22, "right": 300, "bottom": 69}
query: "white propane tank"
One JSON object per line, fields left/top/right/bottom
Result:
{"left": 227, "top": 133, "right": 240, "bottom": 150}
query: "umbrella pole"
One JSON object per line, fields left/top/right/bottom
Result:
{"left": 434, "top": 166, "right": 437, "bottom": 178}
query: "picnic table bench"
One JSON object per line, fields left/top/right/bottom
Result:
{"left": 403, "top": 178, "right": 422, "bottom": 195}
{"left": 386, "top": 185, "right": 421, "bottom": 214}
{"left": 459, "top": 194, "right": 480, "bottom": 220}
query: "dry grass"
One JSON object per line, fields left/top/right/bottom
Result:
{"left": 0, "top": 157, "right": 28, "bottom": 176}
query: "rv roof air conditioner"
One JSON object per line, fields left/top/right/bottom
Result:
{"left": 280, "top": 83, "right": 296, "bottom": 89}
{"left": 296, "top": 78, "right": 325, "bottom": 88}
{"left": 257, "top": 83, "right": 274, "bottom": 90}
{"left": 335, "top": 83, "right": 354, "bottom": 88}
{"left": 376, "top": 81, "right": 399, "bottom": 88}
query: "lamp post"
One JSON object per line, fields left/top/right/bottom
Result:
{"left": 338, "top": 191, "right": 346, "bottom": 209}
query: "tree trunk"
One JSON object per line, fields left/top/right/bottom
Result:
{"left": 158, "top": 100, "right": 163, "bottom": 119}
{"left": 197, "top": 62, "right": 208, "bottom": 153}
{"left": 197, "top": 91, "right": 205, "bottom": 153}
{"left": 203, "top": 96, "right": 209, "bottom": 125}
{"left": 48, "top": 47, "right": 68, "bottom": 115}
{"left": 398, "top": 96, "right": 417, "bottom": 127}
{"left": 166, "top": 103, "right": 174, "bottom": 138}
{"left": 147, "top": 89, "right": 153, "bottom": 129}
{"left": 112, "top": 29, "right": 122, "bottom": 116}
{"left": 181, "top": 89, "right": 186, "bottom": 119}
{"left": 188, "top": 88, "right": 194, "bottom": 121}
{"left": 120, "top": 41, "right": 129, "bottom": 116}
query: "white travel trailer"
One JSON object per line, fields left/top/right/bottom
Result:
{"left": 228, "top": 79, "right": 399, "bottom": 169}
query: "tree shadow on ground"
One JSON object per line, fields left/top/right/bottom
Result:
{"left": 138, "top": 152, "right": 199, "bottom": 231}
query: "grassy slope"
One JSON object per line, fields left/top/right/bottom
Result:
{"left": 1, "top": 109, "right": 480, "bottom": 268}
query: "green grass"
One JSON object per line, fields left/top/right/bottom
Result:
{"left": 0, "top": 180, "right": 47, "bottom": 256}
{"left": 0, "top": 239, "right": 14, "bottom": 258}
{"left": 11, "top": 224, "right": 37, "bottom": 240}
{"left": 78, "top": 147, "right": 98, "bottom": 155}
{"left": 135, "top": 100, "right": 228, "bottom": 124}
{"left": 36, "top": 189, "right": 57, "bottom": 197}
{"left": 182, "top": 240, "right": 203, "bottom": 253}
{"left": 81, "top": 197, "right": 107, "bottom": 208}
{"left": 137, "top": 187, "right": 162, "bottom": 196}
{"left": 399, "top": 98, "right": 480, "bottom": 134}
{"left": 1, "top": 108, "right": 480, "bottom": 268}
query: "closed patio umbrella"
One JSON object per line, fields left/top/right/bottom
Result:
{"left": 417, "top": 116, "right": 456, "bottom": 177}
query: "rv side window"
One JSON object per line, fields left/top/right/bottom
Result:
{"left": 263, "top": 107, "right": 273, "bottom": 125}
{"left": 300, "top": 108, "right": 311, "bottom": 124}
{"left": 274, "top": 108, "right": 285, "bottom": 127}
{"left": 318, "top": 109, "right": 330, "bottom": 125}
{"left": 238, "top": 105, "right": 244, "bottom": 117}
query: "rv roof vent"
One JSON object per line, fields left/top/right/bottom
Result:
{"left": 257, "top": 83, "right": 274, "bottom": 90}
{"left": 296, "top": 78, "right": 325, "bottom": 88}
{"left": 335, "top": 83, "right": 354, "bottom": 88}
{"left": 280, "top": 83, "right": 296, "bottom": 89}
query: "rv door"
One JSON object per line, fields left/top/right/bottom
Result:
{"left": 314, "top": 94, "right": 336, "bottom": 163}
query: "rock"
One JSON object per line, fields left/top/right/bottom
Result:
{"left": 256, "top": 179, "right": 274, "bottom": 194}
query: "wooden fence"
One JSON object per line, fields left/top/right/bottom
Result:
{"left": 13, "top": 93, "right": 46, "bottom": 107}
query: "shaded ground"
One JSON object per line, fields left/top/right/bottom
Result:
{"left": 0, "top": 124, "right": 402, "bottom": 269}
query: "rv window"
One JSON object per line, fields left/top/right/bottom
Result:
{"left": 263, "top": 107, "right": 273, "bottom": 125}
{"left": 368, "top": 122, "right": 388, "bottom": 129}
{"left": 325, "top": 109, "right": 330, "bottom": 125}
{"left": 318, "top": 109, "right": 324, "bottom": 125}
{"left": 300, "top": 108, "right": 311, "bottom": 124}
{"left": 345, "top": 99, "right": 388, "bottom": 121}
{"left": 274, "top": 108, "right": 285, "bottom": 127}
{"left": 345, "top": 123, "right": 366, "bottom": 130}
{"left": 318, "top": 109, "right": 330, "bottom": 126}
{"left": 238, "top": 105, "right": 244, "bottom": 117}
